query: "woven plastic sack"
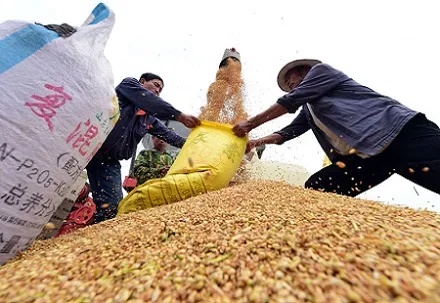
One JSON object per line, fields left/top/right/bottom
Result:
{"left": 0, "top": 3, "right": 119, "bottom": 265}
{"left": 118, "top": 121, "right": 247, "bottom": 214}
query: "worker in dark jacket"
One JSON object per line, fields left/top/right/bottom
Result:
{"left": 87, "top": 73, "right": 200, "bottom": 223}
{"left": 233, "top": 59, "right": 440, "bottom": 198}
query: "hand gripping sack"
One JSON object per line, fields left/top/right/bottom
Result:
{"left": 117, "top": 121, "right": 247, "bottom": 214}
{"left": 0, "top": 3, "right": 119, "bottom": 265}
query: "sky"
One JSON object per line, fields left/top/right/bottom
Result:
{"left": 1, "top": 0, "right": 439, "bottom": 212}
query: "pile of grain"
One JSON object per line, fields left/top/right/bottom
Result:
{"left": 1, "top": 180, "right": 439, "bottom": 303}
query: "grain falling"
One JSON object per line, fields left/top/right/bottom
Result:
{"left": 198, "top": 58, "right": 248, "bottom": 125}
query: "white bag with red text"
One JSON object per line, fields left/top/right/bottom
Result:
{"left": 0, "top": 3, "right": 119, "bottom": 265}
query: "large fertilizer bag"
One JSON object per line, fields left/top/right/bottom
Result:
{"left": 118, "top": 121, "right": 247, "bottom": 214}
{"left": 0, "top": 3, "right": 119, "bottom": 265}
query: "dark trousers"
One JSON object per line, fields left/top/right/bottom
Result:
{"left": 305, "top": 114, "right": 440, "bottom": 197}
{"left": 86, "top": 156, "right": 123, "bottom": 223}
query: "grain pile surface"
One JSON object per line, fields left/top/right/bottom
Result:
{"left": 1, "top": 180, "right": 439, "bottom": 303}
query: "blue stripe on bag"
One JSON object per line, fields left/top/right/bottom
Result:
{"left": 0, "top": 24, "right": 59, "bottom": 74}
{"left": 88, "top": 3, "right": 110, "bottom": 25}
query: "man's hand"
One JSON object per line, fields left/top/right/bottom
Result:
{"left": 246, "top": 139, "right": 259, "bottom": 153}
{"left": 232, "top": 120, "right": 254, "bottom": 137}
{"left": 233, "top": 104, "right": 288, "bottom": 137}
{"left": 245, "top": 134, "right": 283, "bottom": 153}
{"left": 176, "top": 113, "right": 201, "bottom": 128}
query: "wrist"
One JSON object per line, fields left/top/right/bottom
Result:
{"left": 260, "top": 134, "right": 282, "bottom": 145}
{"left": 270, "top": 133, "right": 284, "bottom": 144}
{"left": 247, "top": 118, "right": 259, "bottom": 129}
{"left": 175, "top": 113, "right": 184, "bottom": 122}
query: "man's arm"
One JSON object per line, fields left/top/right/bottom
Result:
{"left": 233, "top": 64, "right": 343, "bottom": 138}
{"left": 246, "top": 108, "right": 310, "bottom": 152}
{"left": 233, "top": 103, "right": 288, "bottom": 137}
{"left": 147, "top": 117, "right": 186, "bottom": 148}
{"left": 273, "top": 108, "right": 310, "bottom": 143}
{"left": 116, "top": 77, "right": 182, "bottom": 120}
{"left": 248, "top": 103, "right": 288, "bottom": 131}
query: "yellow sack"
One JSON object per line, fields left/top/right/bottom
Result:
{"left": 117, "top": 121, "right": 247, "bottom": 215}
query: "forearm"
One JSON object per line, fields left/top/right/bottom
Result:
{"left": 158, "top": 131, "right": 186, "bottom": 149}
{"left": 148, "top": 118, "right": 186, "bottom": 148}
{"left": 273, "top": 108, "right": 310, "bottom": 143}
{"left": 253, "top": 133, "right": 284, "bottom": 146}
{"left": 254, "top": 133, "right": 283, "bottom": 146}
{"left": 247, "top": 103, "right": 288, "bottom": 129}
